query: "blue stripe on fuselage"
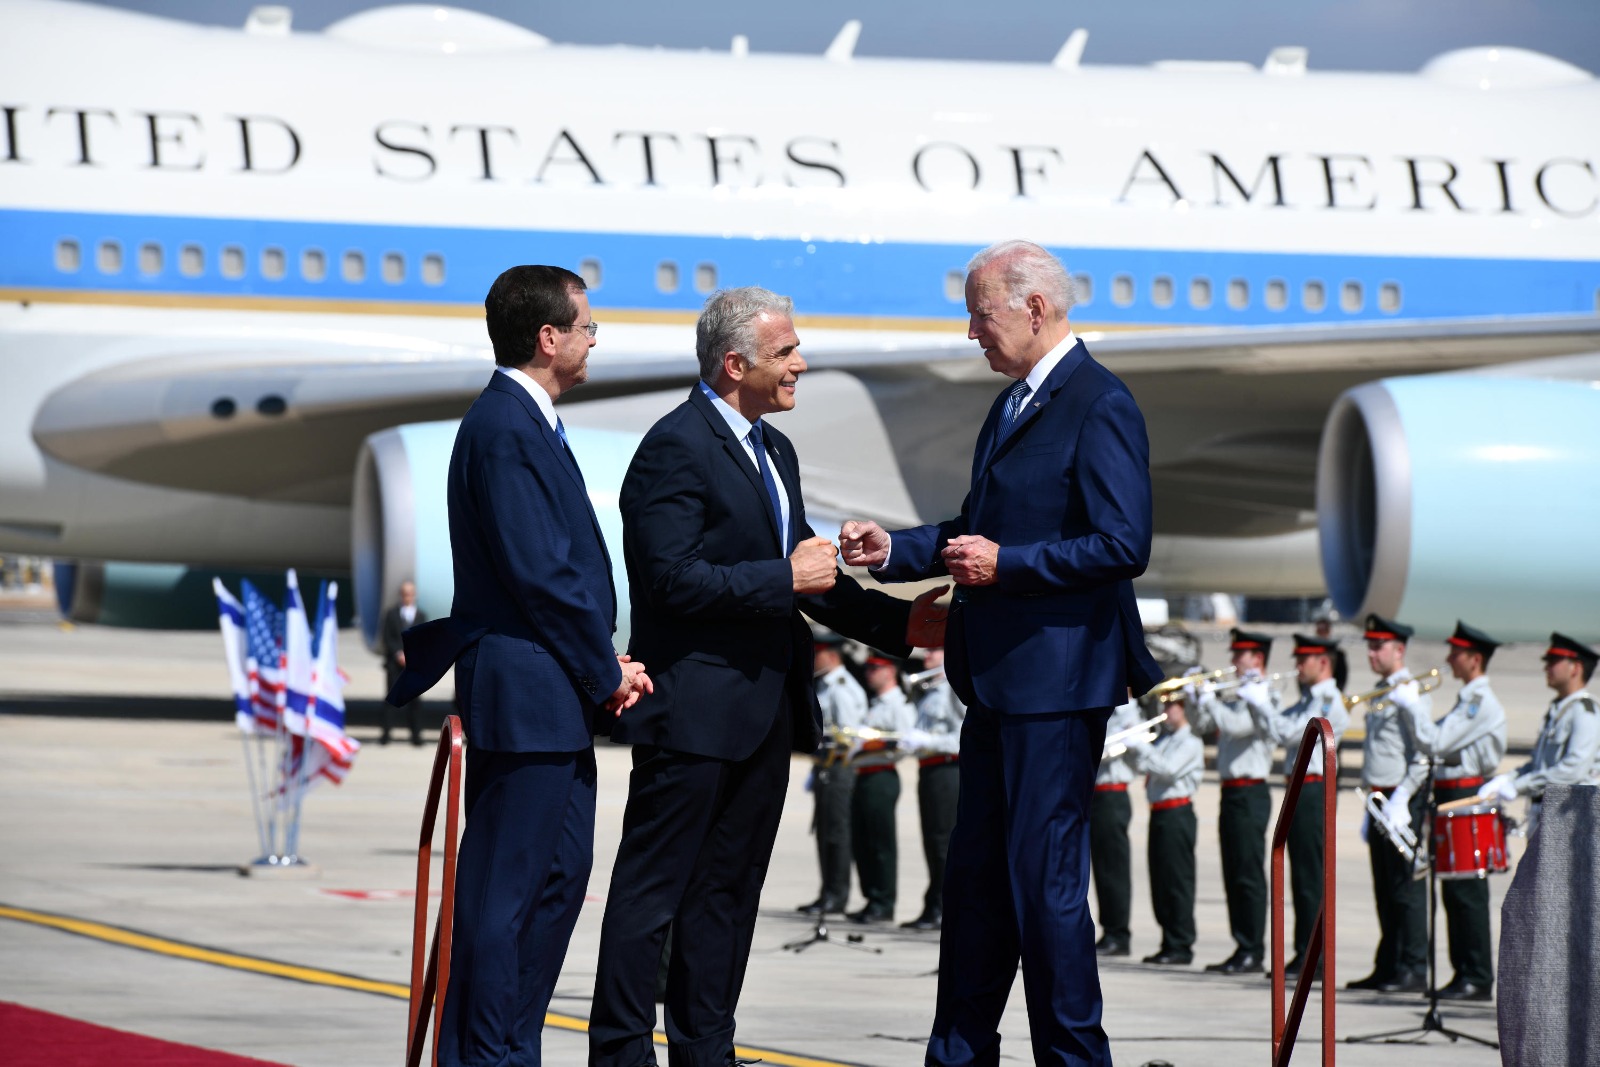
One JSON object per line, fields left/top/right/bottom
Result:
{"left": 2, "top": 208, "right": 1597, "bottom": 324}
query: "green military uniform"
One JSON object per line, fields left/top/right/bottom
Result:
{"left": 1127, "top": 721, "right": 1204, "bottom": 964}
{"left": 849, "top": 676, "right": 915, "bottom": 922}
{"left": 801, "top": 662, "right": 868, "bottom": 915}
{"left": 1091, "top": 700, "right": 1140, "bottom": 955}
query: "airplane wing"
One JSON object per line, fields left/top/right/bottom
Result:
{"left": 31, "top": 314, "right": 1600, "bottom": 531}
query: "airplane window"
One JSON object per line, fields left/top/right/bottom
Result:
{"left": 221, "top": 246, "right": 246, "bottom": 279}
{"left": 301, "top": 249, "right": 326, "bottom": 282}
{"left": 382, "top": 252, "right": 405, "bottom": 284}
{"left": 422, "top": 253, "right": 446, "bottom": 286}
{"left": 1227, "top": 278, "right": 1249, "bottom": 309}
{"left": 1303, "top": 280, "right": 1326, "bottom": 312}
{"left": 180, "top": 244, "right": 204, "bottom": 277}
{"left": 1112, "top": 274, "right": 1134, "bottom": 307}
{"left": 97, "top": 240, "right": 122, "bottom": 274}
{"left": 944, "top": 270, "right": 964, "bottom": 303}
{"left": 1265, "top": 279, "right": 1287, "bottom": 310}
{"left": 261, "top": 247, "right": 286, "bottom": 280}
{"left": 656, "top": 261, "right": 679, "bottom": 294}
{"left": 55, "top": 239, "right": 82, "bottom": 273}
{"left": 1189, "top": 277, "right": 1212, "bottom": 310}
{"left": 342, "top": 251, "right": 366, "bottom": 283}
{"left": 1379, "top": 282, "right": 1402, "bottom": 313}
{"left": 138, "top": 243, "right": 163, "bottom": 276}
{"left": 694, "top": 263, "right": 718, "bottom": 294}
{"left": 1073, "top": 273, "right": 1093, "bottom": 306}
{"left": 579, "top": 258, "right": 602, "bottom": 290}
{"left": 1151, "top": 275, "right": 1174, "bottom": 308}
{"left": 1341, "top": 281, "right": 1363, "bottom": 313}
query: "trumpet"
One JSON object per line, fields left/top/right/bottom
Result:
{"left": 1344, "top": 667, "right": 1444, "bottom": 711}
{"left": 1103, "top": 712, "right": 1168, "bottom": 759}
{"left": 903, "top": 666, "right": 946, "bottom": 689}
{"left": 1146, "top": 667, "right": 1235, "bottom": 701}
{"left": 1364, "top": 791, "right": 1430, "bottom": 878}
{"left": 1157, "top": 669, "right": 1288, "bottom": 703}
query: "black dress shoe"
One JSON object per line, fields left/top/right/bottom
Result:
{"left": 847, "top": 906, "right": 892, "bottom": 924}
{"left": 1378, "top": 970, "right": 1426, "bottom": 994}
{"left": 1207, "top": 952, "right": 1263, "bottom": 974}
{"left": 796, "top": 897, "right": 843, "bottom": 916}
{"left": 899, "top": 911, "right": 941, "bottom": 931}
{"left": 1345, "top": 971, "right": 1387, "bottom": 991}
{"left": 1095, "top": 935, "right": 1130, "bottom": 957}
{"left": 1141, "top": 949, "right": 1193, "bottom": 966}
{"left": 1435, "top": 980, "right": 1492, "bottom": 1002}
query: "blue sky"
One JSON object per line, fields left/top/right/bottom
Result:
{"left": 93, "top": 0, "right": 1600, "bottom": 73}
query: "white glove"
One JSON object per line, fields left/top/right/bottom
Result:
{"left": 1383, "top": 785, "right": 1414, "bottom": 835}
{"left": 900, "top": 727, "right": 934, "bottom": 753}
{"left": 1359, "top": 809, "right": 1371, "bottom": 843}
{"left": 1480, "top": 772, "right": 1518, "bottom": 803}
{"left": 1181, "top": 683, "right": 1200, "bottom": 706}
{"left": 1182, "top": 665, "right": 1205, "bottom": 678}
{"left": 1238, "top": 680, "right": 1272, "bottom": 712}
{"left": 1387, "top": 680, "right": 1421, "bottom": 713}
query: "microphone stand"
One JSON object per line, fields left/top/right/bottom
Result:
{"left": 782, "top": 915, "right": 882, "bottom": 955}
{"left": 1345, "top": 761, "right": 1497, "bottom": 1047}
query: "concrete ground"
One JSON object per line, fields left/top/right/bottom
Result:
{"left": 2, "top": 600, "right": 1547, "bottom": 1067}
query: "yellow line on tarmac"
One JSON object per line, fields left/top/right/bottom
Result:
{"left": 0, "top": 903, "right": 855, "bottom": 1067}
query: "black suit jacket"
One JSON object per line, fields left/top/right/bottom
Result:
{"left": 614, "top": 385, "right": 911, "bottom": 761}
{"left": 380, "top": 604, "right": 427, "bottom": 684}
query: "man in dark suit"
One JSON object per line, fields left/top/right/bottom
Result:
{"left": 389, "top": 264, "right": 650, "bottom": 1067}
{"left": 842, "top": 240, "right": 1161, "bottom": 1067}
{"left": 378, "top": 580, "right": 426, "bottom": 745}
{"left": 588, "top": 287, "right": 945, "bottom": 1067}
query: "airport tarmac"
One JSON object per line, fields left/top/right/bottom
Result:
{"left": 1, "top": 601, "right": 1551, "bottom": 1066}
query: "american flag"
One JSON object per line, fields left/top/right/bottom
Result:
{"left": 240, "top": 579, "right": 286, "bottom": 731}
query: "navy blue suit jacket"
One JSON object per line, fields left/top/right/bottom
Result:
{"left": 878, "top": 341, "right": 1162, "bottom": 713}
{"left": 614, "top": 386, "right": 912, "bottom": 762}
{"left": 390, "top": 372, "right": 622, "bottom": 752}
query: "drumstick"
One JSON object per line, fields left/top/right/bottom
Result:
{"left": 1436, "top": 794, "right": 1490, "bottom": 813}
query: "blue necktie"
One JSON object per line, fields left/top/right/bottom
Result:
{"left": 556, "top": 417, "right": 585, "bottom": 485}
{"left": 748, "top": 423, "right": 786, "bottom": 554}
{"left": 998, "top": 379, "right": 1032, "bottom": 439}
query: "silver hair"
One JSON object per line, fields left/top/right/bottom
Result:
{"left": 966, "top": 240, "right": 1077, "bottom": 316}
{"left": 696, "top": 287, "right": 796, "bottom": 383}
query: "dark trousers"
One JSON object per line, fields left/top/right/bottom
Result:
{"left": 927, "top": 705, "right": 1111, "bottom": 1067}
{"left": 1287, "top": 781, "right": 1327, "bottom": 958}
{"left": 812, "top": 762, "right": 854, "bottom": 906}
{"left": 1434, "top": 781, "right": 1495, "bottom": 988}
{"left": 1148, "top": 803, "right": 1197, "bottom": 955}
{"left": 1088, "top": 789, "right": 1132, "bottom": 944}
{"left": 1218, "top": 782, "right": 1269, "bottom": 958}
{"left": 917, "top": 759, "right": 961, "bottom": 915}
{"left": 1367, "top": 787, "right": 1428, "bottom": 979}
{"left": 438, "top": 747, "right": 596, "bottom": 1067}
{"left": 852, "top": 767, "right": 901, "bottom": 913}
{"left": 383, "top": 666, "right": 424, "bottom": 742}
{"left": 589, "top": 705, "right": 791, "bottom": 1067}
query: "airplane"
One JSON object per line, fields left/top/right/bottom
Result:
{"left": 1, "top": 0, "right": 1597, "bottom": 654}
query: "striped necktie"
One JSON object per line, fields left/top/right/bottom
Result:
{"left": 748, "top": 422, "right": 787, "bottom": 554}
{"left": 998, "top": 379, "right": 1032, "bottom": 439}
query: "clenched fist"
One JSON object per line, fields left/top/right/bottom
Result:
{"left": 839, "top": 520, "right": 890, "bottom": 568}
{"left": 791, "top": 535, "right": 838, "bottom": 594}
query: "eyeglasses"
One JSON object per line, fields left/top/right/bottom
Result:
{"left": 554, "top": 322, "right": 600, "bottom": 338}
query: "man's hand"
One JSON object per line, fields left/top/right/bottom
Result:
{"left": 1238, "top": 680, "right": 1273, "bottom": 713}
{"left": 605, "top": 654, "right": 654, "bottom": 716}
{"left": 1383, "top": 784, "right": 1414, "bottom": 837}
{"left": 941, "top": 535, "right": 999, "bottom": 586}
{"left": 395, "top": 651, "right": 406, "bottom": 669}
{"left": 840, "top": 520, "right": 890, "bottom": 568}
{"left": 906, "top": 585, "right": 950, "bottom": 648}
{"left": 1479, "top": 772, "right": 1518, "bottom": 804}
{"left": 790, "top": 536, "right": 838, "bottom": 594}
{"left": 1387, "top": 680, "right": 1421, "bottom": 713}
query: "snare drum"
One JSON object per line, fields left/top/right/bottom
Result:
{"left": 1432, "top": 805, "right": 1510, "bottom": 880}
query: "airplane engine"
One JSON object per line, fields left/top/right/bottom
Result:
{"left": 1317, "top": 370, "right": 1600, "bottom": 639}
{"left": 352, "top": 420, "right": 644, "bottom": 653}
{"left": 53, "top": 560, "right": 349, "bottom": 628}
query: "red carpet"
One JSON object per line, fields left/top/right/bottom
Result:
{"left": 1, "top": 1002, "right": 294, "bottom": 1066}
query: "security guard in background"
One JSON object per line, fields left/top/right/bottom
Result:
{"left": 898, "top": 647, "right": 965, "bottom": 931}
{"left": 1479, "top": 632, "right": 1600, "bottom": 830}
{"left": 849, "top": 656, "right": 916, "bottom": 924}
{"left": 1190, "top": 629, "right": 1276, "bottom": 974}
{"left": 1244, "top": 633, "right": 1349, "bottom": 978}
{"left": 798, "top": 631, "right": 868, "bottom": 917}
{"left": 1347, "top": 614, "right": 1431, "bottom": 995}
{"left": 1389, "top": 620, "right": 1507, "bottom": 1001}
{"left": 1091, "top": 699, "right": 1141, "bottom": 956}
{"left": 1124, "top": 696, "right": 1204, "bottom": 966}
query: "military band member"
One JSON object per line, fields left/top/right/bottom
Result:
{"left": 1243, "top": 633, "right": 1349, "bottom": 977}
{"left": 1479, "top": 633, "right": 1600, "bottom": 829}
{"left": 1189, "top": 628, "right": 1276, "bottom": 974}
{"left": 849, "top": 656, "right": 916, "bottom": 923}
{"left": 1124, "top": 698, "right": 1204, "bottom": 966}
{"left": 898, "top": 647, "right": 966, "bottom": 931}
{"left": 1347, "top": 614, "right": 1431, "bottom": 995}
{"left": 1090, "top": 699, "right": 1141, "bottom": 957}
{"left": 1388, "top": 620, "right": 1507, "bottom": 1002}
{"left": 799, "top": 631, "right": 868, "bottom": 916}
